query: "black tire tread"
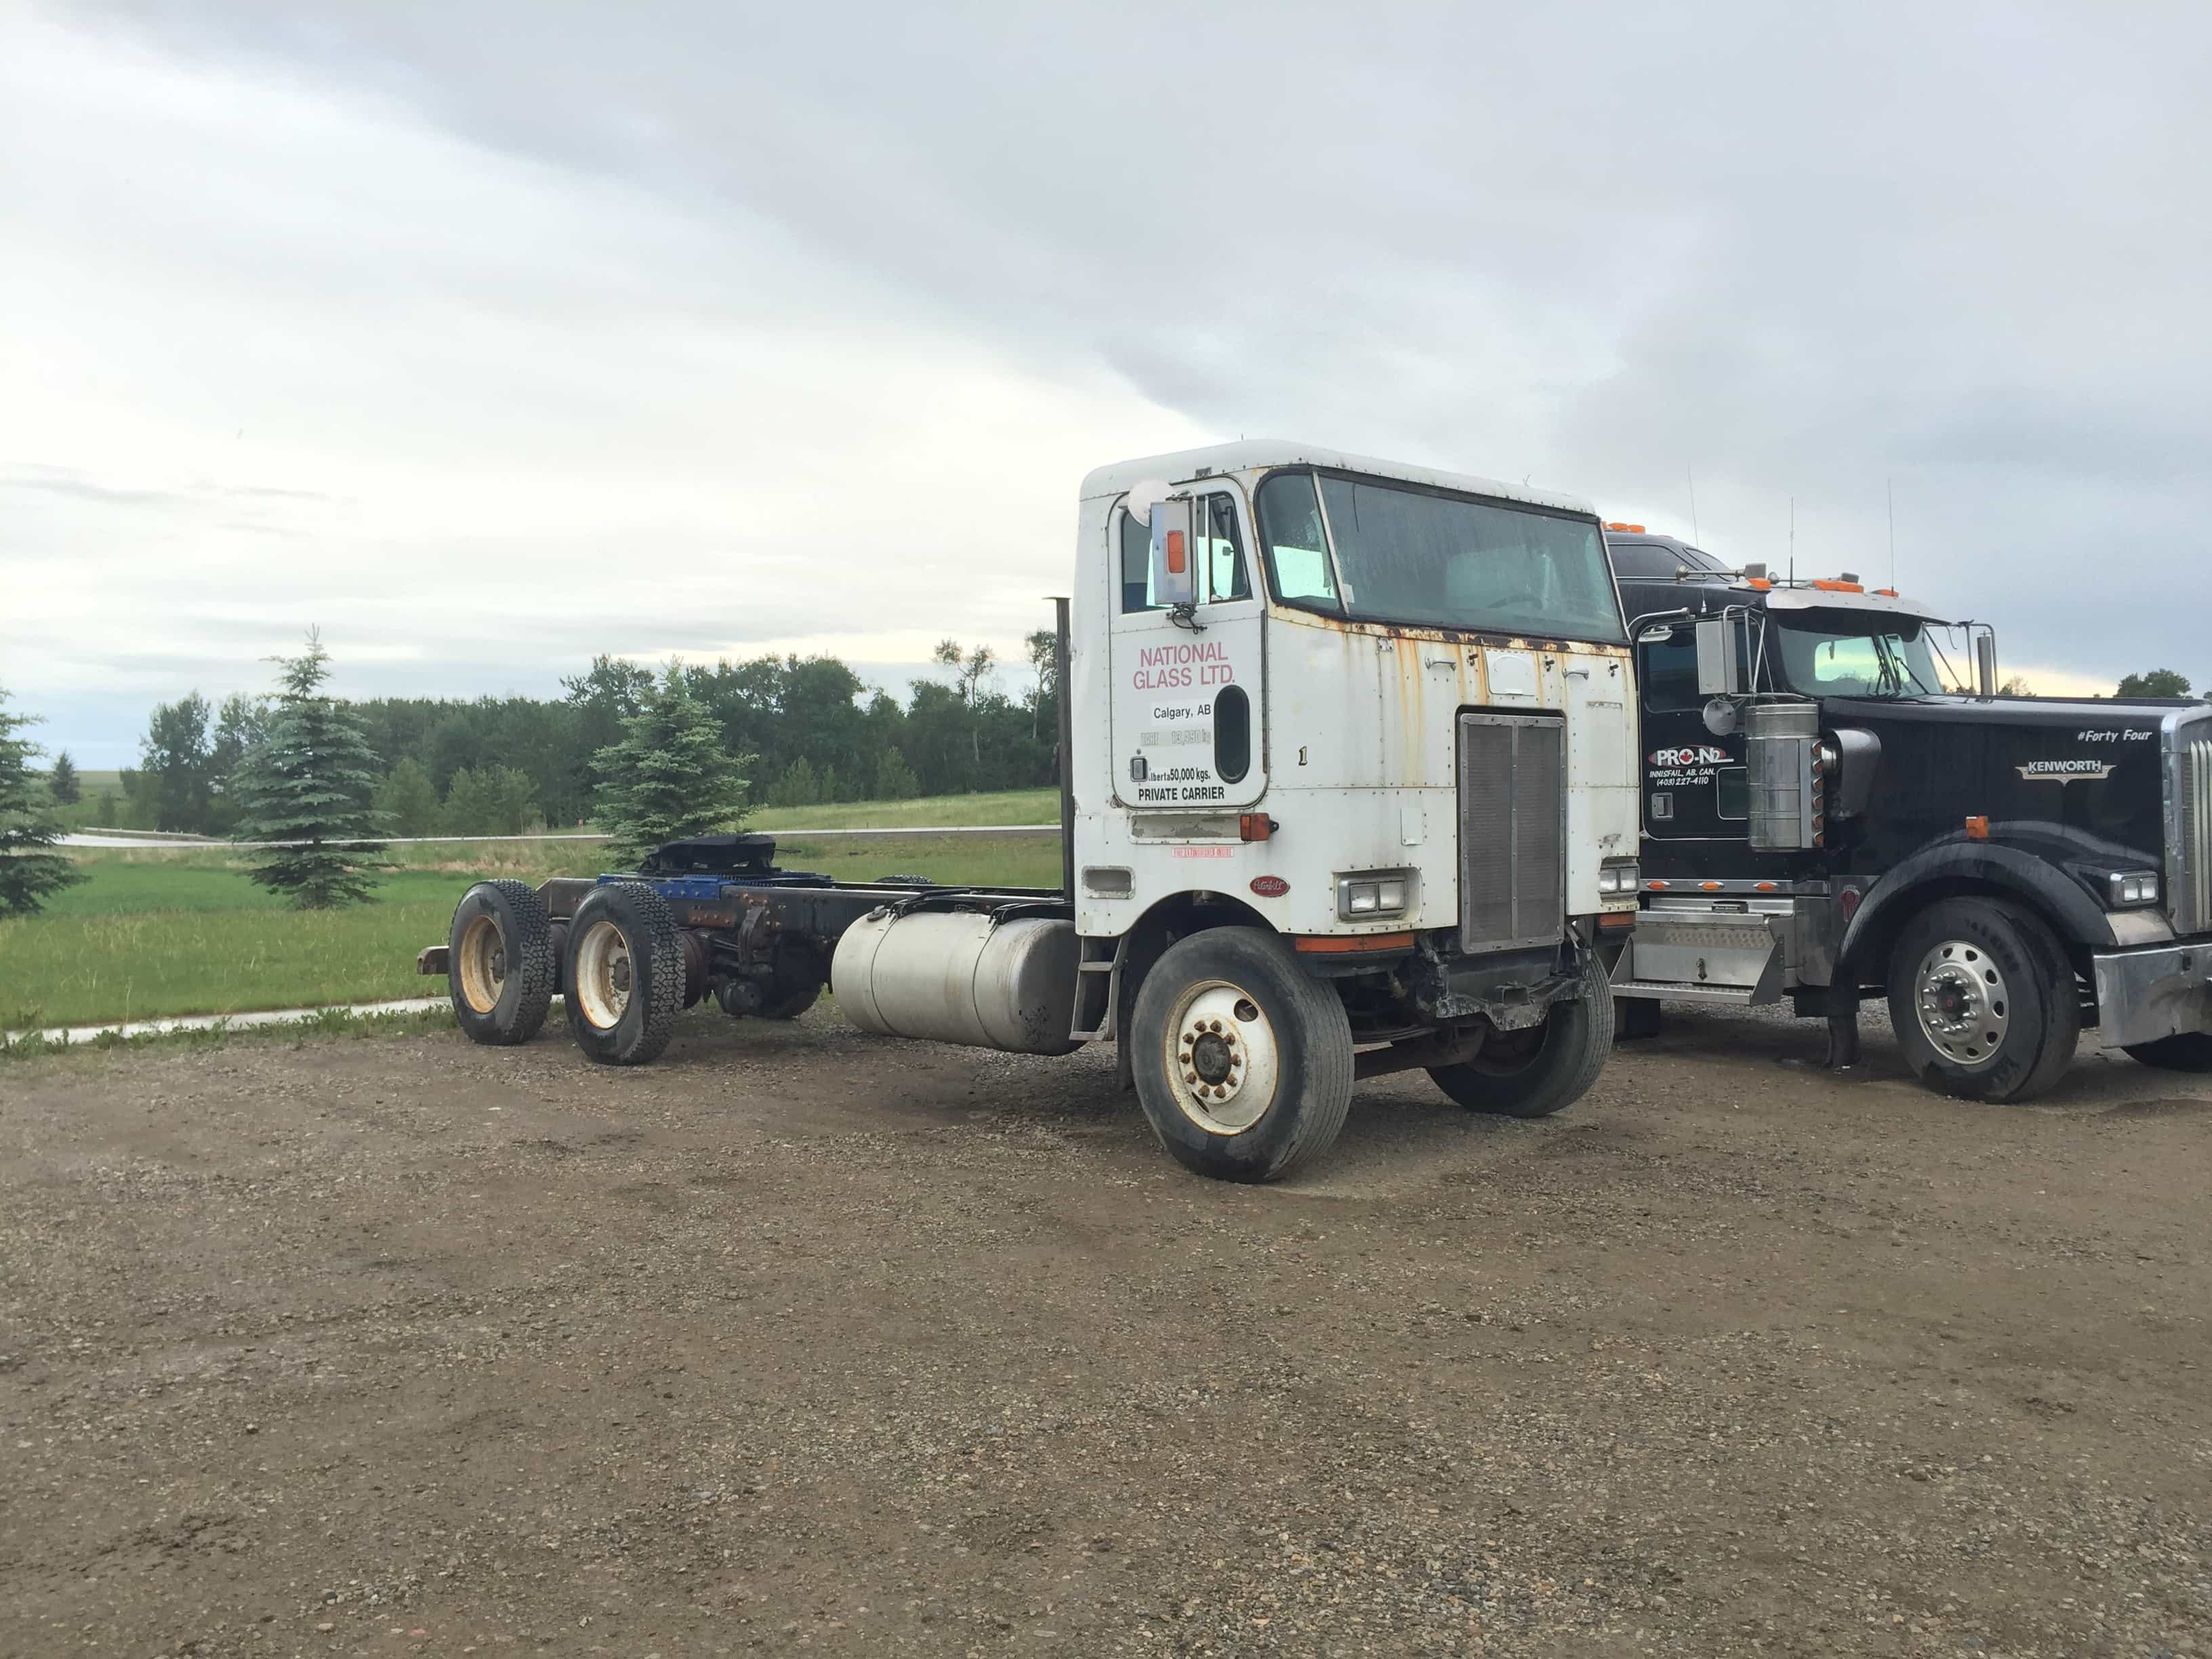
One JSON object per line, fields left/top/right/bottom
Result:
{"left": 2123, "top": 1031, "right": 2212, "bottom": 1072}
{"left": 1129, "top": 928, "right": 1355, "bottom": 1183}
{"left": 447, "top": 879, "right": 556, "bottom": 1046}
{"left": 563, "top": 882, "right": 684, "bottom": 1066}
{"left": 1885, "top": 896, "right": 2078, "bottom": 1103}
{"left": 1431, "top": 951, "right": 1614, "bottom": 1118}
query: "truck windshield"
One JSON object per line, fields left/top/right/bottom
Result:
{"left": 1773, "top": 615, "right": 1949, "bottom": 697}
{"left": 1255, "top": 468, "right": 1626, "bottom": 644}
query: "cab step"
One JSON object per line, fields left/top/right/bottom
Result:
{"left": 1069, "top": 933, "right": 1128, "bottom": 1042}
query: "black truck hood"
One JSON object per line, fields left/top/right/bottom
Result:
{"left": 1810, "top": 695, "right": 2203, "bottom": 876}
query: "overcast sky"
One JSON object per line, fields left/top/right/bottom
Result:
{"left": 5, "top": 1, "right": 2207, "bottom": 767}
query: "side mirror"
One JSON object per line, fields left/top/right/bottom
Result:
{"left": 1150, "top": 499, "right": 1196, "bottom": 607}
{"left": 1694, "top": 616, "right": 1740, "bottom": 697}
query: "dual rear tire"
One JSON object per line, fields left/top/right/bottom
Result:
{"left": 447, "top": 880, "right": 685, "bottom": 1067}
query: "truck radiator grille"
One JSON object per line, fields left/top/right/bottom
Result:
{"left": 1457, "top": 712, "right": 1566, "bottom": 953}
{"left": 2177, "top": 728, "right": 2212, "bottom": 935}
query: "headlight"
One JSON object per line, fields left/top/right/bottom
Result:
{"left": 2106, "top": 869, "right": 2160, "bottom": 907}
{"left": 1337, "top": 871, "right": 1414, "bottom": 920}
{"left": 1598, "top": 859, "right": 1640, "bottom": 896}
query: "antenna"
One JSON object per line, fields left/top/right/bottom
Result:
{"left": 1887, "top": 476, "right": 1896, "bottom": 590}
{"left": 1788, "top": 495, "right": 1795, "bottom": 586}
{"left": 1687, "top": 465, "right": 1700, "bottom": 544}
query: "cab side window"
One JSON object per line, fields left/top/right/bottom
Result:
{"left": 1200, "top": 493, "right": 1250, "bottom": 602}
{"left": 1119, "top": 508, "right": 1162, "bottom": 613}
{"left": 1638, "top": 628, "right": 1702, "bottom": 712}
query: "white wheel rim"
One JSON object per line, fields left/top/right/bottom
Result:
{"left": 1914, "top": 939, "right": 2010, "bottom": 1069}
{"left": 1162, "top": 979, "right": 1282, "bottom": 1135}
{"left": 456, "top": 914, "right": 506, "bottom": 1015}
{"left": 573, "top": 917, "right": 634, "bottom": 1031}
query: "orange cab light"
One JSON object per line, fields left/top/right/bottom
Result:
{"left": 1965, "top": 815, "right": 1988, "bottom": 841}
{"left": 1237, "top": 813, "right": 1273, "bottom": 842}
{"left": 1599, "top": 910, "right": 1636, "bottom": 929}
{"left": 1745, "top": 577, "right": 1772, "bottom": 590}
{"left": 1700, "top": 881, "right": 1723, "bottom": 891}
{"left": 1605, "top": 521, "right": 1629, "bottom": 531}
{"left": 1646, "top": 879, "right": 1668, "bottom": 889}
{"left": 1811, "top": 578, "right": 1864, "bottom": 593}
{"left": 1755, "top": 881, "right": 1778, "bottom": 892}
{"left": 1874, "top": 588, "right": 1898, "bottom": 597}
{"left": 1293, "top": 931, "right": 1415, "bottom": 954}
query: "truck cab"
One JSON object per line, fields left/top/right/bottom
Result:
{"left": 431, "top": 442, "right": 1644, "bottom": 1183}
{"left": 1611, "top": 556, "right": 2212, "bottom": 1099}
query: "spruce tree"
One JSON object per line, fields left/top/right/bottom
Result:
{"left": 228, "top": 633, "right": 389, "bottom": 908}
{"left": 593, "top": 668, "right": 752, "bottom": 863}
{"left": 0, "top": 687, "right": 84, "bottom": 916}
{"left": 48, "top": 750, "right": 81, "bottom": 806}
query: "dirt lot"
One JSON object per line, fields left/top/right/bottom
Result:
{"left": 3, "top": 1004, "right": 2207, "bottom": 1658}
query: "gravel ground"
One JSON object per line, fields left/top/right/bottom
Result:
{"left": 2, "top": 1001, "right": 2207, "bottom": 1658}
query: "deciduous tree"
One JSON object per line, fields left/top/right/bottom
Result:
{"left": 2116, "top": 668, "right": 2193, "bottom": 699}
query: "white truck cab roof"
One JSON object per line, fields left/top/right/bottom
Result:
{"left": 1080, "top": 441, "right": 1596, "bottom": 520}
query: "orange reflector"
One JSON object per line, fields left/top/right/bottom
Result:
{"left": 1599, "top": 910, "right": 1636, "bottom": 929}
{"left": 1164, "top": 529, "right": 1186, "bottom": 573}
{"left": 1811, "top": 578, "right": 1864, "bottom": 592}
{"left": 1238, "top": 813, "right": 1273, "bottom": 842}
{"left": 1293, "top": 931, "right": 1415, "bottom": 954}
{"left": 1965, "top": 815, "right": 1988, "bottom": 840}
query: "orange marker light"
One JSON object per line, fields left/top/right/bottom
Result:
{"left": 1965, "top": 815, "right": 1988, "bottom": 840}
{"left": 1237, "top": 813, "right": 1273, "bottom": 842}
{"left": 1700, "top": 881, "right": 1723, "bottom": 891}
{"left": 1811, "top": 578, "right": 1864, "bottom": 593}
{"left": 1599, "top": 911, "right": 1636, "bottom": 929}
{"left": 1755, "top": 881, "right": 1778, "bottom": 892}
{"left": 1293, "top": 931, "right": 1416, "bottom": 954}
{"left": 1165, "top": 529, "right": 1186, "bottom": 574}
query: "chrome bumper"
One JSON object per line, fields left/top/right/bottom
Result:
{"left": 2093, "top": 941, "right": 2212, "bottom": 1049}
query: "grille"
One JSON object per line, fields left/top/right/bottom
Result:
{"left": 2176, "top": 725, "right": 2212, "bottom": 935}
{"left": 1457, "top": 712, "right": 1566, "bottom": 953}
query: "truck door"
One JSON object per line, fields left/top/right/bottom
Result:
{"left": 1635, "top": 620, "right": 1750, "bottom": 846}
{"left": 1108, "top": 487, "right": 1267, "bottom": 811}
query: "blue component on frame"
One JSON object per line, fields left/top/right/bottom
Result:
{"left": 595, "top": 874, "right": 729, "bottom": 902}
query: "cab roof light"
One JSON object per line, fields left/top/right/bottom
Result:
{"left": 1811, "top": 578, "right": 1865, "bottom": 593}
{"left": 1603, "top": 521, "right": 1648, "bottom": 533}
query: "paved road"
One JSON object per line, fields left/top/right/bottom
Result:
{"left": 3, "top": 1005, "right": 2207, "bottom": 1656}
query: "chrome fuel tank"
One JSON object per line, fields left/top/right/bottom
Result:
{"left": 830, "top": 912, "right": 1082, "bottom": 1057}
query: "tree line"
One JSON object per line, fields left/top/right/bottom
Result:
{"left": 89, "top": 633, "right": 1061, "bottom": 838}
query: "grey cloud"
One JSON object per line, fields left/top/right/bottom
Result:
{"left": 19, "top": 0, "right": 2212, "bottom": 754}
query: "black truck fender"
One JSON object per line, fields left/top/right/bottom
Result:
{"left": 1836, "top": 835, "right": 2167, "bottom": 983}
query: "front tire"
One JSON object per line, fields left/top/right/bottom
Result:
{"left": 2123, "top": 1031, "right": 2212, "bottom": 1072}
{"left": 1128, "top": 928, "right": 1355, "bottom": 1183}
{"left": 1887, "top": 897, "right": 2079, "bottom": 1102}
{"left": 447, "top": 880, "right": 556, "bottom": 1046}
{"left": 1431, "top": 950, "right": 1614, "bottom": 1118}
{"left": 562, "top": 882, "right": 684, "bottom": 1066}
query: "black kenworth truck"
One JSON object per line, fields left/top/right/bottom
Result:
{"left": 1607, "top": 530, "right": 2212, "bottom": 1101}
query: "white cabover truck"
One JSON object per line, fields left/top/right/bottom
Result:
{"left": 424, "top": 441, "right": 1643, "bottom": 1181}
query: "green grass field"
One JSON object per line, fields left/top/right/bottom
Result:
{"left": 745, "top": 787, "right": 1058, "bottom": 831}
{"left": 1, "top": 832, "right": 1062, "bottom": 1029}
